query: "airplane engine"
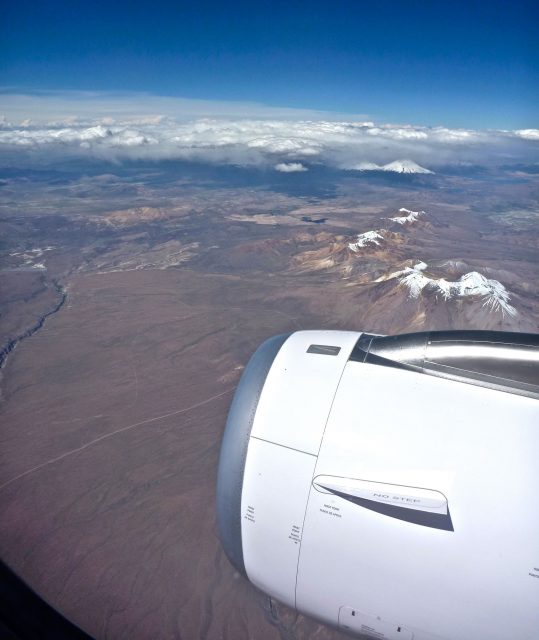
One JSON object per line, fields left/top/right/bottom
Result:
{"left": 216, "top": 330, "right": 539, "bottom": 640}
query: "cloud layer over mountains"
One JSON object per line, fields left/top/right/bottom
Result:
{"left": 0, "top": 92, "right": 537, "bottom": 171}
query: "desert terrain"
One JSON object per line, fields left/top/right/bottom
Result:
{"left": 1, "top": 163, "right": 538, "bottom": 639}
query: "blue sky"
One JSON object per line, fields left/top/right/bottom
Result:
{"left": 1, "top": 0, "right": 537, "bottom": 128}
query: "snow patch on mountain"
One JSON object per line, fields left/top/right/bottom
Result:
{"left": 9, "top": 246, "right": 54, "bottom": 270}
{"left": 389, "top": 208, "right": 425, "bottom": 224}
{"left": 348, "top": 230, "right": 385, "bottom": 252}
{"left": 392, "top": 262, "right": 517, "bottom": 316}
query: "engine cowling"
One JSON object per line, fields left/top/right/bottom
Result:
{"left": 216, "top": 330, "right": 539, "bottom": 640}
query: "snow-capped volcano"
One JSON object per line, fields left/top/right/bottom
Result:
{"left": 348, "top": 230, "right": 385, "bottom": 252}
{"left": 382, "top": 160, "right": 434, "bottom": 174}
{"left": 347, "top": 207, "right": 426, "bottom": 253}
{"left": 389, "top": 262, "right": 517, "bottom": 316}
{"left": 389, "top": 208, "right": 425, "bottom": 224}
{"left": 350, "top": 160, "right": 433, "bottom": 174}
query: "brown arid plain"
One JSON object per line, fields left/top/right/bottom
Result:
{"left": 1, "top": 166, "right": 538, "bottom": 639}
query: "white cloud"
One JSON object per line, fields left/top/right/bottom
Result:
{"left": 0, "top": 91, "right": 537, "bottom": 170}
{"left": 274, "top": 162, "right": 308, "bottom": 172}
{"left": 515, "top": 129, "right": 539, "bottom": 140}
{"left": 0, "top": 89, "right": 364, "bottom": 125}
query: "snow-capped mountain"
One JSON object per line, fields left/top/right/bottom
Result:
{"left": 350, "top": 160, "right": 433, "bottom": 174}
{"left": 382, "top": 160, "right": 434, "bottom": 174}
{"left": 389, "top": 208, "right": 425, "bottom": 224}
{"left": 347, "top": 207, "right": 425, "bottom": 253}
{"left": 389, "top": 261, "right": 517, "bottom": 316}
{"left": 348, "top": 230, "right": 385, "bottom": 252}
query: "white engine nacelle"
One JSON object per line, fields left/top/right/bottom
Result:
{"left": 216, "top": 330, "right": 539, "bottom": 640}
